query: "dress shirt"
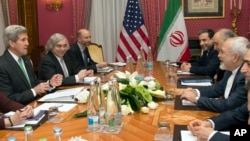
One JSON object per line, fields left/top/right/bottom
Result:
{"left": 224, "top": 67, "right": 239, "bottom": 99}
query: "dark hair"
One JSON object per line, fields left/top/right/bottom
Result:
{"left": 198, "top": 29, "right": 215, "bottom": 39}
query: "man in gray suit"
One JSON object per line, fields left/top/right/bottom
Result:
{"left": 0, "top": 25, "right": 63, "bottom": 105}
{"left": 180, "top": 36, "right": 248, "bottom": 112}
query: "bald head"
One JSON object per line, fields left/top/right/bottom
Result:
{"left": 213, "top": 28, "right": 235, "bottom": 50}
{"left": 77, "top": 29, "right": 91, "bottom": 47}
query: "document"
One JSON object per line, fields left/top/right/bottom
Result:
{"left": 180, "top": 130, "right": 229, "bottom": 141}
{"left": 80, "top": 76, "right": 97, "bottom": 84}
{"left": 35, "top": 103, "right": 77, "bottom": 112}
{"left": 108, "top": 62, "right": 126, "bottom": 66}
{"left": 181, "top": 81, "right": 212, "bottom": 86}
{"left": 38, "top": 87, "right": 84, "bottom": 102}
{"left": 182, "top": 99, "right": 196, "bottom": 106}
{"left": 97, "top": 67, "right": 113, "bottom": 73}
{"left": 177, "top": 70, "right": 194, "bottom": 75}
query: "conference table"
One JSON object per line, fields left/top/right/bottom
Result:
{"left": 0, "top": 61, "right": 218, "bottom": 141}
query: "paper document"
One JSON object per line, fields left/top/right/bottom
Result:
{"left": 177, "top": 71, "right": 194, "bottom": 75}
{"left": 35, "top": 103, "right": 77, "bottom": 112}
{"left": 108, "top": 62, "right": 126, "bottom": 66}
{"left": 97, "top": 67, "right": 113, "bottom": 73}
{"left": 181, "top": 82, "right": 212, "bottom": 86}
{"left": 38, "top": 87, "right": 84, "bottom": 102}
{"left": 80, "top": 77, "right": 97, "bottom": 84}
{"left": 181, "top": 130, "right": 229, "bottom": 141}
{"left": 182, "top": 99, "right": 196, "bottom": 106}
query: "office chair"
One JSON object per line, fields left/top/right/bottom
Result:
{"left": 87, "top": 43, "right": 104, "bottom": 63}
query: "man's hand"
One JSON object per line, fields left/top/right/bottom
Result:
{"left": 188, "top": 119, "right": 213, "bottom": 136}
{"left": 33, "top": 82, "right": 50, "bottom": 96}
{"left": 180, "top": 88, "right": 197, "bottom": 103}
{"left": 77, "top": 69, "right": 94, "bottom": 80}
{"left": 49, "top": 74, "right": 63, "bottom": 87}
{"left": 194, "top": 126, "right": 214, "bottom": 141}
{"left": 96, "top": 62, "right": 107, "bottom": 68}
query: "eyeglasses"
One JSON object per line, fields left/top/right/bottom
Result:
{"left": 55, "top": 44, "right": 68, "bottom": 48}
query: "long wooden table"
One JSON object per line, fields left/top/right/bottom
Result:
{"left": 0, "top": 62, "right": 218, "bottom": 140}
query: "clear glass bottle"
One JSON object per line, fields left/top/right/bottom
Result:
{"left": 125, "top": 55, "right": 133, "bottom": 73}
{"left": 87, "top": 81, "right": 100, "bottom": 131}
{"left": 53, "top": 127, "right": 62, "bottom": 141}
{"left": 96, "top": 77, "right": 106, "bottom": 125}
{"left": 24, "top": 126, "right": 33, "bottom": 141}
{"left": 140, "top": 47, "right": 148, "bottom": 77}
{"left": 147, "top": 47, "right": 153, "bottom": 77}
{"left": 135, "top": 55, "right": 144, "bottom": 81}
{"left": 105, "top": 81, "right": 119, "bottom": 132}
{"left": 112, "top": 78, "right": 122, "bottom": 126}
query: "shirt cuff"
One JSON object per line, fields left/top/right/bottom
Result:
{"left": 31, "top": 89, "right": 36, "bottom": 97}
{"left": 208, "top": 131, "right": 217, "bottom": 141}
{"left": 75, "top": 75, "right": 80, "bottom": 83}
{"left": 206, "top": 119, "right": 215, "bottom": 129}
{"left": 194, "top": 89, "right": 200, "bottom": 97}
{"left": 47, "top": 80, "right": 55, "bottom": 91}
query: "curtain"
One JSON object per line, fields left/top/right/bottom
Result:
{"left": 72, "top": 0, "right": 92, "bottom": 43}
{"left": 0, "top": 0, "right": 18, "bottom": 55}
{"left": 139, "top": 0, "right": 168, "bottom": 59}
{"left": 89, "top": 0, "right": 127, "bottom": 62}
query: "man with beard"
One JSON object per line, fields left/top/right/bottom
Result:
{"left": 180, "top": 37, "right": 248, "bottom": 112}
{"left": 67, "top": 29, "right": 107, "bottom": 73}
{"left": 181, "top": 29, "right": 220, "bottom": 80}
{"left": 187, "top": 42, "right": 250, "bottom": 141}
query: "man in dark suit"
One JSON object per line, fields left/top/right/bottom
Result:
{"left": 38, "top": 33, "right": 93, "bottom": 86}
{"left": 180, "top": 37, "right": 249, "bottom": 112}
{"left": 186, "top": 42, "right": 250, "bottom": 141}
{"left": 212, "top": 28, "right": 236, "bottom": 82}
{"left": 67, "top": 29, "right": 107, "bottom": 73}
{"left": 181, "top": 29, "right": 220, "bottom": 79}
{"left": 0, "top": 25, "right": 63, "bottom": 105}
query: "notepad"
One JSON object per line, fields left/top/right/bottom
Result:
{"left": 178, "top": 78, "right": 212, "bottom": 83}
{"left": 180, "top": 130, "right": 229, "bottom": 141}
{"left": 97, "top": 67, "right": 113, "bottom": 73}
{"left": 108, "top": 62, "right": 126, "bottom": 66}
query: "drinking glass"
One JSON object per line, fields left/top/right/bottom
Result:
{"left": 47, "top": 106, "right": 63, "bottom": 123}
{"left": 154, "top": 120, "right": 172, "bottom": 141}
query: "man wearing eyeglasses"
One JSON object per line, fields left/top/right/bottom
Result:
{"left": 180, "top": 37, "right": 248, "bottom": 113}
{"left": 187, "top": 42, "right": 250, "bottom": 141}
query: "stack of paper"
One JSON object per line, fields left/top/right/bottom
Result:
{"left": 97, "top": 67, "right": 113, "bottom": 73}
{"left": 180, "top": 130, "right": 229, "bottom": 141}
{"left": 179, "top": 78, "right": 212, "bottom": 86}
{"left": 108, "top": 62, "right": 126, "bottom": 67}
{"left": 38, "top": 87, "right": 84, "bottom": 102}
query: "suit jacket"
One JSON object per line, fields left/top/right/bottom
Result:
{"left": 0, "top": 50, "right": 40, "bottom": 105}
{"left": 190, "top": 46, "right": 220, "bottom": 79}
{"left": 211, "top": 103, "right": 248, "bottom": 131}
{"left": 197, "top": 67, "right": 247, "bottom": 112}
{"left": 210, "top": 132, "right": 229, "bottom": 141}
{"left": 38, "top": 52, "right": 77, "bottom": 86}
{"left": 0, "top": 92, "right": 24, "bottom": 129}
{"left": 67, "top": 42, "right": 97, "bottom": 73}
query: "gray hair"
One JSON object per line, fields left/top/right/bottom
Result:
{"left": 3, "top": 25, "right": 27, "bottom": 49}
{"left": 229, "top": 36, "right": 249, "bottom": 59}
{"left": 45, "top": 33, "right": 69, "bottom": 54}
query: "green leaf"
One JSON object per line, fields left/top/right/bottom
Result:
{"left": 73, "top": 110, "right": 87, "bottom": 118}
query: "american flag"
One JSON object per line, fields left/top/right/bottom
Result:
{"left": 116, "top": 0, "right": 150, "bottom": 62}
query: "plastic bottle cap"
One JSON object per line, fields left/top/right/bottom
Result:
{"left": 54, "top": 127, "right": 62, "bottom": 133}
{"left": 8, "top": 137, "right": 16, "bottom": 141}
{"left": 39, "top": 138, "right": 47, "bottom": 141}
{"left": 24, "top": 126, "right": 33, "bottom": 131}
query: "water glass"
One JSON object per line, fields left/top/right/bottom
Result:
{"left": 47, "top": 106, "right": 63, "bottom": 123}
{"left": 154, "top": 120, "right": 172, "bottom": 141}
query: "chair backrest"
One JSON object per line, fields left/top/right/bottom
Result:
{"left": 87, "top": 43, "right": 104, "bottom": 63}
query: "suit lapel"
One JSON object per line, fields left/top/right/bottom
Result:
{"left": 5, "top": 51, "right": 31, "bottom": 88}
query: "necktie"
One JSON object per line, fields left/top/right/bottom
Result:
{"left": 60, "top": 58, "right": 69, "bottom": 77}
{"left": 82, "top": 49, "right": 88, "bottom": 66}
{"left": 18, "top": 58, "right": 31, "bottom": 86}
{"left": 224, "top": 72, "right": 234, "bottom": 99}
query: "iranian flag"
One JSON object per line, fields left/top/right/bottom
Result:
{"left": 157, "top": 0, "right": 190, "bottom": 62}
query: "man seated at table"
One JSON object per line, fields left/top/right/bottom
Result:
{"left": 181, "top": 29, "right": 220, "bottom": 80}
{"left": 0, "top": 92, "right": 33, "bottom": 129}
{"left": 0, "top": 25, "right": 63, "bottom": 105}
{"left": 67, "top": 29, "right": 107, "bottom": 73}
{"left": 212, "top": 28, "right": 236, "bottom": 82}
{"left": 187, "top": 77, "right": 250, "bottom": 141}
{"left": 38, "top": 33, "right": 94, "bottom": 86}
{"left": 180, "top": 37, "right": 248, "bottom": 112}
